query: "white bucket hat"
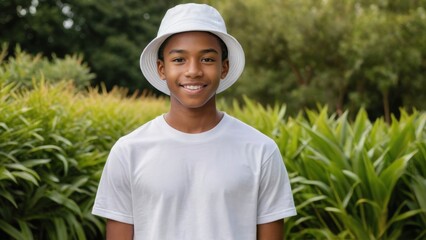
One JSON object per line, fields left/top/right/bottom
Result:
{"left": 139, "top": 3, "right": 245, "bottom": 95}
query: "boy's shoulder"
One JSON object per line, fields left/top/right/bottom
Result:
{"left": 223, "top": 113, "right": 277, "bottom": 145}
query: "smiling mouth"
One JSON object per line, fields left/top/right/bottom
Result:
{"left": 181, "top": 85, "right": 206, "bottom": 90}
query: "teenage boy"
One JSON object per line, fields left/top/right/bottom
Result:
{"left": 92, "top": 3, "right": 296, "bottom": 240}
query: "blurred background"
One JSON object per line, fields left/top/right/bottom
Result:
{"left": 1, "top": 0, "right": 426, "bottom": 120}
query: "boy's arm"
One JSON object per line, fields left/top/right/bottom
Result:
{"left": 257, "top": 219, "right": 284, "bottom": 240}
{"left": 106, "top": 219, "right": 134, "bottom": 240}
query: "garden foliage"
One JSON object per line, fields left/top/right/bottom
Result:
{"left": 0, "top": 52, "right": 425, "bottom": 239}
{"left": 0, "top": 51, "right": 168, "bottom": 239}
{"left": 0, "top": 44, "right": 94, "bottom": 90}
{"left": 231, "top": 100, "right": 425, "bottom": 239}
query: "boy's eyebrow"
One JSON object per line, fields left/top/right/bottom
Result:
{"left": 167, "top": 48, "right": 219, "bottom": 55}
{"left": 200, "top": 48, "right": 219, "bottom": 54}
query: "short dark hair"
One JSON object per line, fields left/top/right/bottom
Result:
{"left": 157, "top": 32, "right": 228, "bottom": 61}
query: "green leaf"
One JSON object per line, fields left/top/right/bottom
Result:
{"left": 342, "top": 169, "right": 361, "bottom": 182}
{"left": 54, "top": 153, "right": 69, "bottom": 175}
{"left": 46, "top": 191, "right": 82, "bottom": 216}
{"left": 0, "top": 151, "right": 18, "bottom": 162}
{"left": 293, "top": 216, "right": 315, "bottom": 226}
{"left": 346, "top": 215, "right": 371, "bottom": 240}
{"left": 12, "top": 171, "right": 39, "bottom": 186}
{"left": 379, "top": 152, "right": 416, "bottom": 197}
{"left": 390, "top": 209, "right": 424, "bottom": 224}
{"left": 63, "top": 176, "right": 89, "bottom": 196}
{"left": 6, "top": 163, "right": 40, "bottom": 178}
{"left": 18, "top": 219, "right": 34, "bottom": 240}
{"left": 0, "top": 167, "right": 17, "bottom": 182}
{"left": 21, "top": 159, "right": 51, "bottom": 168}
{"left": 52, "top": 217, "right": 68, "bottom": 240}
{"left": 0, "top": 219, "right": 25, "bottom": 239}
{"left": 325, "top": 207, "right": 343, "bottom": 213}
{"left": 411, "top": 175, "right": 426, "bottom": 212}
{"left": 299, "top": 179, "right": 331, "bottom": 193}
{"left": 342, "top": 180, "right": 360, "bottom": 209}
{"left": 302, "top": 123, "right": 348, "bottom": 169}
{"left": 26, "top": 185, "right": 47, "bottom": 210}
{"left": 297, "top": 195, "right": 328, "bottom": 210}
{"left": 28, "top": 144, "right": 62, "bottom": 153}
{"left": 355, "top": 198, "right": 381, "bottom": 211}
{"left": 49, "top": 133, "right": 72, "bottom": 146}
{"left": 66, "top": 213, "right": 87, "bottom": 240}
{"left": 0, "top": 187, "right": 18, "bottom": 208}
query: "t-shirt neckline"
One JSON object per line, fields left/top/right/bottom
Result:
{"left": 157, "top": 112, "right": 230, "bottom": 141}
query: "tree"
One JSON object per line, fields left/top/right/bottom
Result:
{"left": 215, "top": 0, "right": 426, "bottom": 120}
{"left": 0, "top": 0, "right": 183, "bottom": 94}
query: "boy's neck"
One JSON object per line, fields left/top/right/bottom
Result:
{"left": 164, "top": 103, "right": 224, "bottom": 134}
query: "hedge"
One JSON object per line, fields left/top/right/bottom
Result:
{"left": 1, "top": 50, "right": 425, "bottom": 239}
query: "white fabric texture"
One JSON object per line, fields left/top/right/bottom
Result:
{"left": 92, "top": 113, "right": 296, "bottom": 240}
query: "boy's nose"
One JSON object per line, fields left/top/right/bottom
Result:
{"left": 185, "top": 60, "right": 203, "bottom": 78}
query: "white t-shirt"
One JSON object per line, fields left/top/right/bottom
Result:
{"left": 92, "top": 113, "right": 296, "bottom": 240}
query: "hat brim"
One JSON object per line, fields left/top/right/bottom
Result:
{"left": 140, "top": 30, "right": 245, "bottom": 95}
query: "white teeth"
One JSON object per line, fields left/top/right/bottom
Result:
{"left": 184, "top": 85, "right": 203, "bottom": 90}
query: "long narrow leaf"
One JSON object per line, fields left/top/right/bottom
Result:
{"left": 0, "top": 219, "right": 25, "bottom": 239}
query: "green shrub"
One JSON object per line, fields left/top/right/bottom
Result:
{"left": 0, "top": 79, "right": 168, "bottom": 239}
{"left": 229, "top": 102, "right": 426, "bottom": 239}
{"left": 0, "top": 45, "right": 95, "bottom": 90}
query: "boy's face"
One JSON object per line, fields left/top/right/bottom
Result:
{"left": 157, "top": 31, "right": 229, "bottom": 110}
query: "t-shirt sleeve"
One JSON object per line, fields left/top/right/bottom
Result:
{"left": 257, "top": 147, "right": 297, "bottom": 224}
{"left": 92, "top": 141, "right": 134, "bottom": 224}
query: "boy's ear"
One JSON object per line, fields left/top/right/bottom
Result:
{"left": 221, "top": 59, "right": 230, "bottom": 79}
{"left": 157, "top": 60, "right": 166, "bottom": 80}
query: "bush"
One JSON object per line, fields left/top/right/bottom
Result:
{"left": 0, "top": 44, "right": 95, "bottom": 90}
{"left": 0, "top": 52, "right": 424, "bottom": 239}
{"left": 229, "top": 100, "right": 426, "bottom": 239}
{"left": 0, "top": 79, "right": 168, "bottom": 239}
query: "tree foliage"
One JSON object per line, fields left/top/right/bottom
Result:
{"left": 215, "top": 0, "right": 426, "bottom": 120}
{"left": 0, "top": 0, "right": 183, "bottom": 94}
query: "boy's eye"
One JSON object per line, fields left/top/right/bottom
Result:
{"left": 201, "top": 58, "right": 215, "bottom": 62}
{"left": 172, "top": 58, "right": 184, "bottom": 63}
